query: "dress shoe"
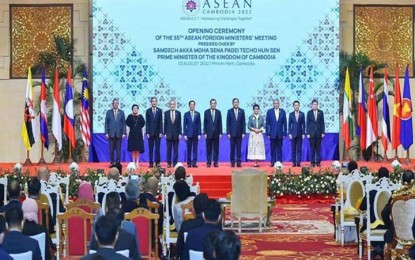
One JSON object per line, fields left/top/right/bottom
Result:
{"left": 207, "top": 162, "right": 211, "bottom": 167}
{"left": 253, "top": 163, "right": 259, "bottom": 167}
{"left": 214, "top": 162, "right": 219, "bottom": 167}
{"left": 270, "top": 163, "right": 274, "bottom": 167}
{"left": 231, "top": 163, "right": 235, "bottom": 168}
{"left": 149, "top": 162, "right": 154, "bottom": 168}
{"left": 187, "top": 163, "right": 192, "bottom": 168}
{"left": 292, "top": 163, "right": 296, "bottom": 167}
{"left": 311, "top": 163, "right": 315, "bottom": 167}
{"left": 316, "top": 163, "right": 321, "bottom": 167}
{"left": 109, "top": 162, "right": 114, "bottom": 168}
{"left": 237, "top": 163, "right": 242, "bottom": 167}
{"left": 297, "top": 163, "right": 301, "bottom": 167}
{"left": 167, "top": 164, "right": 172, "bottom": 168}
{"left": 192, "top": 164, "right": 198, "bottom": 168}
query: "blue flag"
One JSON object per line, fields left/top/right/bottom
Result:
{"left": 400, "top": 66, "right": 413, "bottom": 150}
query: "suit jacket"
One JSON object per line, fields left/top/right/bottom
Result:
{"left": 203, "top": 109, "right": 222, "bottom": 139}
{"left": 183, "top": 111, "right": 201, "bottom": 138}
{"left": 226, "top": 108, "right": 246, "bottom": 137}
{"left": 288, "top": 111, "right": 305, "bottom": 138}
{"left": 306, "top": 109, "right": 325, "bottom": 138}
{"left": 0, "top": 200, "right": 21, "bottom": 213}
{"left": 81, "top": 248, "right": 130, "bottom": 260}
{"left": 23, "top": 220, "right": 52, "bottom": 260}
{"left": 90, "top": 229, "right": 140, "bottom": 260}
{"left": 164, "top": 110, "right": 182, "bottom": 140}
{"left": 183, "top": 223, "right": 221, "bottom": 260}
{"left": 145, "top": 107, "right": 163, "bottom": 137}
{"left": 3, "top": 231, "right": 42, "bottom": 260}
{"left": 0, "top": 247, "right": 11, "bottom": 260}
{"left": 266, "top": 108, "right": 287, "bottom": 139}
{"left": 105, "top": 109, "right": 126, "bottom": 138}
{"left": 176, "top": 216, "right": 204, "bottom": 259}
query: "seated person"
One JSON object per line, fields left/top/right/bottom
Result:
{"left": 81, "top": 215, "right": 129, "bottom": 260}
{"left": 139, "top": 177, "right": 163, "bottom": 241}
{"left": 37, "top": 167, "right": 49, "bottom": 187}
{"left": 105, "top": 192, "right": 136, "bottom": 238}
{"left": 22, "top": 198, "right": 53, "bottom": 260}
{"left": 3, "top": 207, "right": 42, "bottom": 260}
{"left": 90, "top": 208, "right": 140, "bottom": 260}
{"left": 176, "top": 193, "right": 209, "bottom": 259}
{"left": 167, "top": 166, "right": 188, "bottom": 224}
{"left": 0, "top": 215, "right": 12, "bottom": 259}
{"left": 184, "top": 199, "right": 222, "bottom": 259}
{"left": 173, "top": 180, "right": 195, "bottom": 231}
{"left": 98, "top": 168, "right": 126, "bottom": 204}
{"left": 347, "top": 160, "right": 358, "bottom": 173}
{"left": 0, "top": 180, "right": 22, "bottom": 213}
{"left": 204, "top": 230, "right": 241, "bottom": 260}
{"left": 122, "top": 180, "right": 140, "bottom": 213}
{"left": 78, "top": 181, "right": 95, "bottom": 202}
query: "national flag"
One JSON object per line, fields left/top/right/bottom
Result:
{"left": 366, "top": 66, "right": 378, "bottom": 149}
{"left": 64, "top": 67, "right": 76, "bottom": 148}
{"left": 400, "top": 66, "right": 413, "bottom": 150}
{"left": 357, "top": 67, "right": 367, "bottom": 150}
{"left": 381, "top": 67, "right": 391, "bottom": 151}
{"left": 40, "top": 68, "right": 49, "bottom": 149}
{"left": 21, "top": 67, "right": 38, "bottom": 150}
{"left": 80, "top": 69, "right": 91, "bottom": 147}
{"left": 342, "top": 67, "right": 353, "bottom": 150}
{"left": 392, "top": 64, "right": 401, "bottom": 150}
{"left": 52, "top": 67, "right": 62, "bottom": 151}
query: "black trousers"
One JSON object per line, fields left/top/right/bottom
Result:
{"left": 270, "top": 138, "right": 283, "bottom": 164}
{"left": 166, "top": 139, "right": 179, "bottom": 165}
{"left": 109, "top": 137, "right": 122, "bottom": 163}
{"left": 230, "top": 136, "right": 242, "bottom": 164}
{"left": 291, "top": 135, "right": 302, "bottom": 164}
{"left": 148, "top": 135, "right": 161, "bottom": 164}
{"left": 309, "top": 137, "right": 322, "bottom": 164}
{"left": 186, "top": 137, "right": 198, "bottom": 164}
{"left": 206, "top": 138, "right": 219, "bottom": 163}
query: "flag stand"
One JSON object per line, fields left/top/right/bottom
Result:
{"left": 53, "top": 137, "right": 60, "bottom": 164}
{"left": 79, "top": 144, "right": 87, "bottom": 163}
{"left": 405, "top": 150, "right": 411, "bottom": 165}
{"left": 38, "top": 141, "right": 46, "bottom": 164}
{"left": 383, "top": 150, "right": 388, "bottom": 162}
{"left": 23, "top": 150, "right": 32, "bottom": 166}
{"left": 67, "top": 145, "right": 74, "bottom": 163}
{"left": 371, "top": 143, "right": 375, "bottom": 161}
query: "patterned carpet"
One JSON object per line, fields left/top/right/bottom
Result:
{"left": 238, "top": 204, "right": 360, "bottom": 259}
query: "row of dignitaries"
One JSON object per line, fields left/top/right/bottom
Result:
{"left": 105, "top": 97, "right": 325, "bottom": 168}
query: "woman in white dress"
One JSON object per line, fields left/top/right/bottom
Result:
{"left": 247, "top": 104, "right": 266, "bottom": 167}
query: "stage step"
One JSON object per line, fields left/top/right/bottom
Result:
{"left": 193, "top": 175, "right": 232, "bottom": 199}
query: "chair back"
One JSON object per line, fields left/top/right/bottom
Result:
{"left": 95, "top": 176, "right": 108, "bottom": 187}
{"left": 392, "top": 193, "right": 415, "bottom": 243}
{"left": 125, "top": 207, "right": 159, "bottom": 259}
{"left": 0, "top": 176, "right": 7, "bottom": 205}
{"left": 181, "top": 199, "right": 195, "bottom": 221}
{"left": 189, "top": 250, "right": 204, "bottom": 260}
{"left": 30, "top": 232, "right": 46, "bottom": 260}
{"left": 67, "top": 198, "right": 100, "bottom": 214}
{"left": 146, "top": 199, "right": 159, "bottom": 214}
{"left": 96, "top": 179, "right": 125, "bottom": 210}
{"left": 9, "top": 251, "right": 32, "bottom": 260}
{"left": 339, "top": 171, "right": 371, "bottom": 217}
{"left": 36, "top": 200, "right": 50, "bottom": 229}
{"left": 231, "top": 169, "right": 267, "bottom": 216}
{"left": 57, "top": 207, "right": 95, "bottom": 257}
{"left": 41, "top": 184, "right": 61, "bottom": 226}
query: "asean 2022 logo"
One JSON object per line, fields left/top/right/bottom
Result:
{"left": 183, "top": 0, "right": 200, "bottom": 16}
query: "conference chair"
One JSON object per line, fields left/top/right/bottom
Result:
{"left": 189, "top": 250, "right": 204, "bottom": 260}
{"left": 30, "top": 232, "right": 46, "bottom": 260}
{"left": 9, "top": 251, "right": 32, "bottom": 260}
{"left": 0, "top": 176, "right": 7, "bottom": 205}
{"left": 89, "top": 249, "right": 130, "bottom": 257}
{"left": 36, "top": 200, "right": 50, "bottom": 232}
{"left": 181, "top": 199, "right": 195, "bottom": 221}
{"left": 67, "top": 198, "right": 100, "bottom": 215}
{"left": 95, "top": 179, "right": 126, "bottom": 210}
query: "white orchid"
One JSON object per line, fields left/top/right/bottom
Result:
{"left": 274, "top": 161, "right": 284, "bottom": 171}
{"left": 13, "top": 163, "right": 22, "bottom": 172}
{"left": 331, "top": 160, "right": 341, "bottom": 170}
{"left": 127, "top": 162, "right": 137, "bottom": 173}
{"left": 69, "top": 162, "right": 79, "bottom": 172}
{"left": 391, "top": 159, "right": 401, "bottom": 171}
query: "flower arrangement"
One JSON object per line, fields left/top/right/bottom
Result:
{"left": 126, "top": 162, "right": 137, "bottom": 174}
{"left": 391, "top": 159, "right": 401, "bottom": 171}
{"left": 331, "top": 160, "right": 341, "bottom": 170}
{"left": 274, "top": 161, "right": 284, "bottom": 171}
{"left": 69, "top": 162, "right": 79, "bottom": 175}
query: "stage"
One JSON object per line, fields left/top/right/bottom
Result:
{"left": 0, "top": 160, "right": 407, "bottom": 199}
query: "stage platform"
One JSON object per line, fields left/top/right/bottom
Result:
{"left": 0, "top": 160, "right": 408, "bottom": 199}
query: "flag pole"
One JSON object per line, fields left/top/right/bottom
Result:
{"left": 53, "top": 136, "right": 60, "bottom": 163}
{"left": 405, "top": 150, "right": 411, "bottom": 165}
{"left": 383, "top": 150, "right": 388, "bottom": 162}
{"left": 67, "top": 144, "right": 73, "bottom": 163}
{"left": 23, "top": 150, "right": 32, "bottom": 166}
{"left": 79, "top": 144, "right": 87, "bottom": 162}
{"left": 38, "top": 141, "right": 46, "bottom": 164}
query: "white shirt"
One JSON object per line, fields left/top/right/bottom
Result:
{"left": 274, "top": 108, "right": 279, "bottom": 121}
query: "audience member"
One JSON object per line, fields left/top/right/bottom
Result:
{"left": 174, "top": 166, "right": 187, "bottom": 181}
{"left": 183, "top": 199, "right": 222, "bottom": 259}
{"left": 122, "top": 180, "right": 140, "bottom": 213}
{"left": 105, "top": 192, "right": 136, "bottom": 237}
{"left": 347, "top": 160, "right": 358, "bottom": 173}
{"left": 176, "top": 193, "right": 209, "bottom": 259}
{"left": 37, "top": 167, "right": 49, "bottom": 183}
{"left": 22, "top": 198, "right": 53, "bottom": 260}
{"left": 0, "top": 180, "right": 21, "bottom": 213}
{"left": 82, "top": 215, "right": 129, "bottom": 260}
{"left": 204, "top": 230, "right": 241, "bottom": 260}
{"left": 3, "top": 207, "right": 42, "bottom": 260}
{"left": 0, "top": 215, "right": 12, "bottom": 259}
{"left": 108, "top": 167, "right": 121, "bottom": 182}
{"left": 78, "top": 181, "right": 95, "bottom": 202}
{"left": 28, "top": 178, "right": 42, "bottom": 200}
{"left": 173, "top": 180, "right": 195, "bottom": 231}
{"left": 90, "top": 208, "right": 140, "bottom": 260}
{"left": 139, "top": 177, "right": 163, "bottom": 241}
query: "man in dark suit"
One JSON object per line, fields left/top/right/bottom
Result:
{"left": 82, "top": 215, "right": 129, "bottom": 260}
{"left": 306, "top": 99, "right": 325, "bottom": 167}
{"left": 183, "top": 199, "right": 222, "bottom": 260}
{"left": 0, "top": 180, "right": 21, "bottom": 213}
{"left": 3, "top": 207, "right": 42, "bottom": 260}
{"left": 288, "top": 100, "right": 305, "bottom": 167}
{"left": 145, "top": 97, "right": 163, "bottom": 168}
{"left": 183, "top": 100, "right": 201, "bottom": 168}
{"left": 266, "top": 99, "right": 287, "bottom": 166}
{"left": 105, "top": 98, "right": 126, "bottom": 167}
{"left": 164, "top": 100, "right": 182, "bottom": 168}
{"left": 204, "top": 99, "right": 222, "bottom": 167}
{"left": 226, "top": 98, "right": 246, "bottom": 167}
{"left": 176, "top": 193, "right": 209, "bottom": 259}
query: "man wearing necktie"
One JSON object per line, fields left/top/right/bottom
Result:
{"left": 145, "top": 97, "right": 163, "bottom": 167}
{"left": 204, "top": 99, "right": 222, "bottom": 167}
{"left": 288, "top": 100, "right": 305, "bottom": 167}
{"left": 306, "top": 99, "right": 325, "bottom": 167}
{"left": 266, "top": 99, "right": 287, "bottom": 166}
{"left": 164, "top": 100, "right": 182, "bottom": 168}
{"left": 226, "top": 98, "right": 246, "bottom": 167}
{"left": 184, "top": 100, "right": 201, "bottom": 167}
{"left": 105, "top": 98, "right": 126, "bottom": 167}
